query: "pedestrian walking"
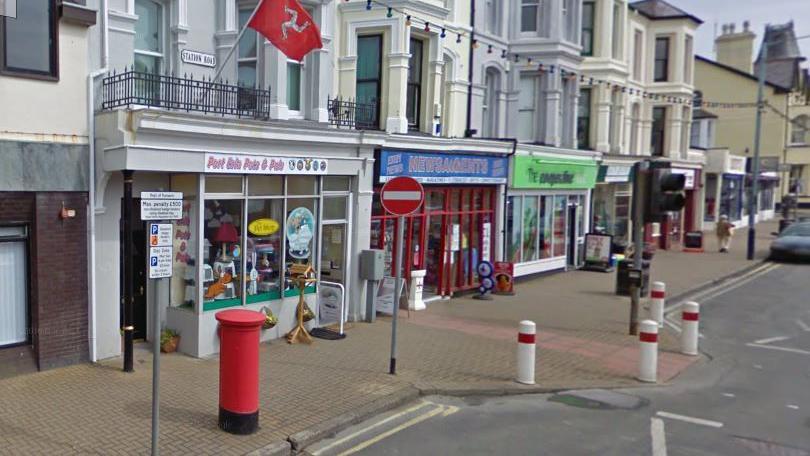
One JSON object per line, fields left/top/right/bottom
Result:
{"left": 716, "top": 215, "right": 735, "bottom": 253}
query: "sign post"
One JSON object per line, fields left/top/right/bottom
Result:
{"left": 140, "top": 191, "right": 182, "bottom": 456}
{"left": 380, "top": 177, "right": 424, "bottom": 375}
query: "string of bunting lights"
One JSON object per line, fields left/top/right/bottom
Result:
{"left": 353, "top": 0, "right": 788, "bottom": 110}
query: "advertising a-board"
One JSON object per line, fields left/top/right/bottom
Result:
{"left": 493, "top": 262, "right": 515, "bottom": 294}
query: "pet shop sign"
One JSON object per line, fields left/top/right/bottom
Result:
{"left": 204, "top": 153, "right": 328, "bottom": 175}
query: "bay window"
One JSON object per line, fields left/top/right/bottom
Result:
{"left": 654, "top": 37, "right": 670, "bottom": 82}
{"left": 134, "top": 0, "right": 164, "bottom": 75}
{"left": 356, "top": 35, "right": 382, "bottom": 127}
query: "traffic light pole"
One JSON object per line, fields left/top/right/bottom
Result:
{"left": 747, "top": 43, "right": 767, "bottom": 261}
{"left": 629, "top": 162, "right": 647, "bottom": 336}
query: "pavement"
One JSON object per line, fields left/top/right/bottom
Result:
{"left": 0, "top": 219, "right": 780, "bottom": 455}
{"left": 309, "top": 262, "right": 810, "bottom": 455}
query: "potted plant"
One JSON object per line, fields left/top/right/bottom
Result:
{"left": 160, "top": 328, "right": 180, "bottom": 353}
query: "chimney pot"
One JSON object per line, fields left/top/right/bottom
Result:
{"left": 743, "top": 20, "right": 750, "bottom": 32}
{"left": 730, "top": 23, "right": 736, "bottom": 34}
{"left": 722, "top": 24, "right": 729, "bottom": 35}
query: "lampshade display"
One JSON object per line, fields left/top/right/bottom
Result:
{"left": 213, "top": 222, "right": 239, "bottom": 261}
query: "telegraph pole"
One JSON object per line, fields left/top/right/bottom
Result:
{"left": 747, "top": 39, "right": 767, "bottom": 260}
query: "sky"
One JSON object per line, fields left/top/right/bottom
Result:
{"left": 668, "top": 0, "right": 810, "bottom": 62}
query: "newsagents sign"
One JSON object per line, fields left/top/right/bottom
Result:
{"left": 511, "top": 156, "right": 598, "bottom": 190}
{"left": 379, "top": 150, "right": 508, "bottom": 184}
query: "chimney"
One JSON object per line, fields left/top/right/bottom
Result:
{"left": 715, "top": 21, "right": 756, "bottom": 74}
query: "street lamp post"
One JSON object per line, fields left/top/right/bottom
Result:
{"left": 747, "top": 40, "right": 767, "bottom": 260}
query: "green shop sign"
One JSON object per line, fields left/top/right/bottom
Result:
{"left": 511, "top": 156, "right": 598, "bottom": 189}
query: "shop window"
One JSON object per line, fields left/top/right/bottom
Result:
{"left": 553, "top": 196, "right": 567, "bottom": 257}
{"left": 285, "top": 198, "right": 318, "bottom": 292}
{"left": 581, "top": 1, "right": 594, "bottom": 56}
{"left": 654, "top": 37, "right": 670, "bottom": 82}
{"left": 323, "top": 176, "right": 351, "bottom": 192}
{"left": 170, "top": 174, "right": 198, "bottom": 310}
{"left": 323, "top": 196, "right": 348, "bottom": 221}
{"left": 246, "top": 199, "right": 284, "bottom": 301}
{"left": 427, "top": 190, "right": 445, "bottom": 211}
{"left": 135, "top": 0, "right": 164, "bottom": 75}
{"left": 248, "top": 176, "right": 284, "bottom": 196}
{"left": 577, "top": 88, "right": 592, "bottom": 149}
{"left": 287, "top": 176, "right": 318, "bottom": 195}
{"left": 237, "top": 7, "right": 259, "bottom": 88}
{"left": 406, "top": 38, "right": 424, "bottom": 130}
{"left": 506, "top": 196, "right": 522, "bottom": 262}
{"left": 720, "top": 177, "right": 742, "bottom": 221}
{"left": 540, "top": 197, "right": 552, "bottom": 258}
{"left": 206, "top": 176, "right": 243, "bottom": 194}
{"left": 0, "top": 226, "right": 28, "bottom": 346}
{"left": 522, "top": 196, "right": 539, "bottom": 262}
{"left": 1, "top": 0, "right": 58, "bottom": 79}
{"left": 203, "top": 200, "right": 244, "bottom": 309}
{"left": 356, "top": 35, "right": 382, "bottom": 127}
{"left": 704, "top": 174, "right": 718, "bottom": 222}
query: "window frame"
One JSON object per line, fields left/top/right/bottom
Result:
{"left": 581, "top": 1, "right": 595, "bottom": 56}
{"left": 134, "top": 0, "right": 166, "bottom": 75}
{"left": 237, "top": 5, "right": 260, "bottom": 88}
{"left": 0, "top": 0, "right": 59, "bottom": 80}
{"left": 0, "top": 224, "right": 31, "bottom": 348}
{"left": 654, "top": 36, "right": 670, "bottom": 83}
{"left": 611, "top": 1, "right": 622, "bottom": 60}
{"left": 406, "top": 37, "right": 424, "bottom": 131}
{"left": 286, "top": 59, "right": 304, "bottom": 117}
{"left": 521, "top": 0, "right": 541, "bottom": 34}
{"left": 577, "top": 87, "right": 592, "bottom": 149}
{"left": 485, "top": 0, "right": 501, "bottom": 35}
{"left": 791, "top": 115, "right": 809, "bottom": 145}
{"left": 517, "top": 73, "right": 539, "bottom": 142}
{"left": 632, "top": 29, "right": 643, "bottom": 81}
{"left": 356, "top": 34, "right": 383, "bottom": 128}
{"left": 651, "top": 106, "right": 667, "bottom": 156}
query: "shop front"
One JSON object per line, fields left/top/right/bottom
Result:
{"left": 93, "top": 110, "right": 378, "bottom": 359}
{"left": 507, "top": 154, "right": 599, "bottom": 277}
{"left": 371, "top": 149, "right": 509, "bottom": 298}
{"left": 592, "top": 161, "right": 635, "bottom": 249}
{"left": 703, "top": 149, "right": 746, "bottom": 230}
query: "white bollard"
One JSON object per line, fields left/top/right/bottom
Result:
{"left": 681, "top": 301, "right": 700, "bottom": 356}
{"left": 516, "top": 320, "right": 536, "bottom": 385}
{"left": 650, "top": 281, "right": 666, "bottom": 327}
{"left": 638, "top": 320, "right": 659, "bottom": 383}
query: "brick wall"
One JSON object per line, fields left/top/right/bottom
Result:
{"left": 0, "top": 192, "right": 89, "bottom": 370}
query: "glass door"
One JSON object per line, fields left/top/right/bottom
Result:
{"left": 0, "top": 226, "right": 28, "bottom": 347}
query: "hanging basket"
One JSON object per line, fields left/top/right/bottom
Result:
{"left": 261, "top": 307, "right": 278, "bottom": 330}
{"left": 298, "top": 303, "right": 315, "bottom": 323}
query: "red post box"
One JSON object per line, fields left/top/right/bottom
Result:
{"left": 216, "top": 309, "right": 266, "bottom": 435}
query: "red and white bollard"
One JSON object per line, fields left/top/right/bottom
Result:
{"left": 516, "top": 320, "right": 536, "bottom": 385}
{"left": 638, "top": 320, "right": 658, "bottom": 383}
{"left": 681, "top": 301, "right": 700, "bottom": 356}
{"left": 650, "top": 282, "right": 666, "bottom": 327}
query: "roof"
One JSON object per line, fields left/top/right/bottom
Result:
{"left": 754, "top": 22, "right": 806, "bottom": 90}
{"left": 696, "top": 55, "right": 791, "bottom": 93}
{"left": 629, "top": 0, "right": 703, "bottom": 25}
{"left": 693, "top": 109, "right": 717, "bottom": 119}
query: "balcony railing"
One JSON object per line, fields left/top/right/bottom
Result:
{"left": 328, "top": 97, "right": 379, "bottom": 130}
{"left": 102, "top": 69, "right": 271, "bottom": 119}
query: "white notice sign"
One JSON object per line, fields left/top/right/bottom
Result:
{"left": 141, "top": 199, "right": 183, "bottom": 220}
{"left": 450, "top": 224, "right": 460, "bottom": 252}
{"left": 149, "top": 223, "right": 173, "bottom": 247}
{"left": 149, "top": 246, "right": 173, "bottom": 278}
{"left": 482, "top": 222, "right": 491, "bottom": 262}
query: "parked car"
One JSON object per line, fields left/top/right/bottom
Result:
{"left": 769, "top": 222, "right": 810, "bottom": 261}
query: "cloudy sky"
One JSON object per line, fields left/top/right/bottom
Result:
{"left": 669, "top": 0, "right": 810, "bottom": 62}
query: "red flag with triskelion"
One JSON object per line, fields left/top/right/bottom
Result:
{"left": 248, "top": 0, "right": 323, "bottom": 62}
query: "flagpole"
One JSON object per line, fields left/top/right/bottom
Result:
{"left": 212, "top": 0, "right": 264, "bottom": 84}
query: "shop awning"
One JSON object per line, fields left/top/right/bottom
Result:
{"left": 597, "top": 165, "right": 633, "bottom": 183}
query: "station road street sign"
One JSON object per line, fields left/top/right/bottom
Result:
{"left": 380, "top": 176, "right": 424, "bottom": 216}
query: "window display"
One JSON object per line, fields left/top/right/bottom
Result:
{"left": 553, "top": 196, "right": 567, "bottom": 257}
{"left": 203, "top": 200, "right": 243, "bottom": 307}
{"left": 247, "top": 199, "right": 283, "bottom": 301}
{"left": 522, "top": 196, "right": 538, "bottom": 262}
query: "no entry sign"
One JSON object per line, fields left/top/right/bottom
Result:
{"left": 381, "top": 176, "right": 424, "bottom": 216}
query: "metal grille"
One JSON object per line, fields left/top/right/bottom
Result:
{"left": 101, "top": 69, "right": 271, "bottom": 119}
{"left": 327, "top": 97, "right": 379, "bottom": 130}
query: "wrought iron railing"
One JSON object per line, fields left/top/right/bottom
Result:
{"left": 102, "top": 69, "right": 271, "bottom": 119}
{"left": 328, "top": 97, "right": 379, "bottom": 130}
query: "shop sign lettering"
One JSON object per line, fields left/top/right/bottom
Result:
{"left": 526, "top": 169, "right": 575, "bottom": 186}
{"left": 380, "top": 150, "right": 508, "bottom": 184}
{"left": 204, "top": 153, "right": 328, "bottom": 175}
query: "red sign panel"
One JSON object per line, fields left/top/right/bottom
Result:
{"left": 493, "top": 262, "right": 515, "bottom": 294}
{"left": 380, "top": 176, "right": 424, "bottom": 216}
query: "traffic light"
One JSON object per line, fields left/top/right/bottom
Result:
{"left": 645, "top": 167, "right": 686, "bottom": 223}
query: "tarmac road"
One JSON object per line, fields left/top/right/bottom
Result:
{"left": 306, "top": 263, "right": 810, "bottom": 455}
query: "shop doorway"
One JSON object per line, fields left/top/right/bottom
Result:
{"left": 0, "top": 226, "right": 29, "bottom": 347}
{"left": 120, "top": 198, "right": 148, "bottom": 341}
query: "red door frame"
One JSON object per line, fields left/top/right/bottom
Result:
{"left": 371, "top": 186, "right": 496, "bottom": 296}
